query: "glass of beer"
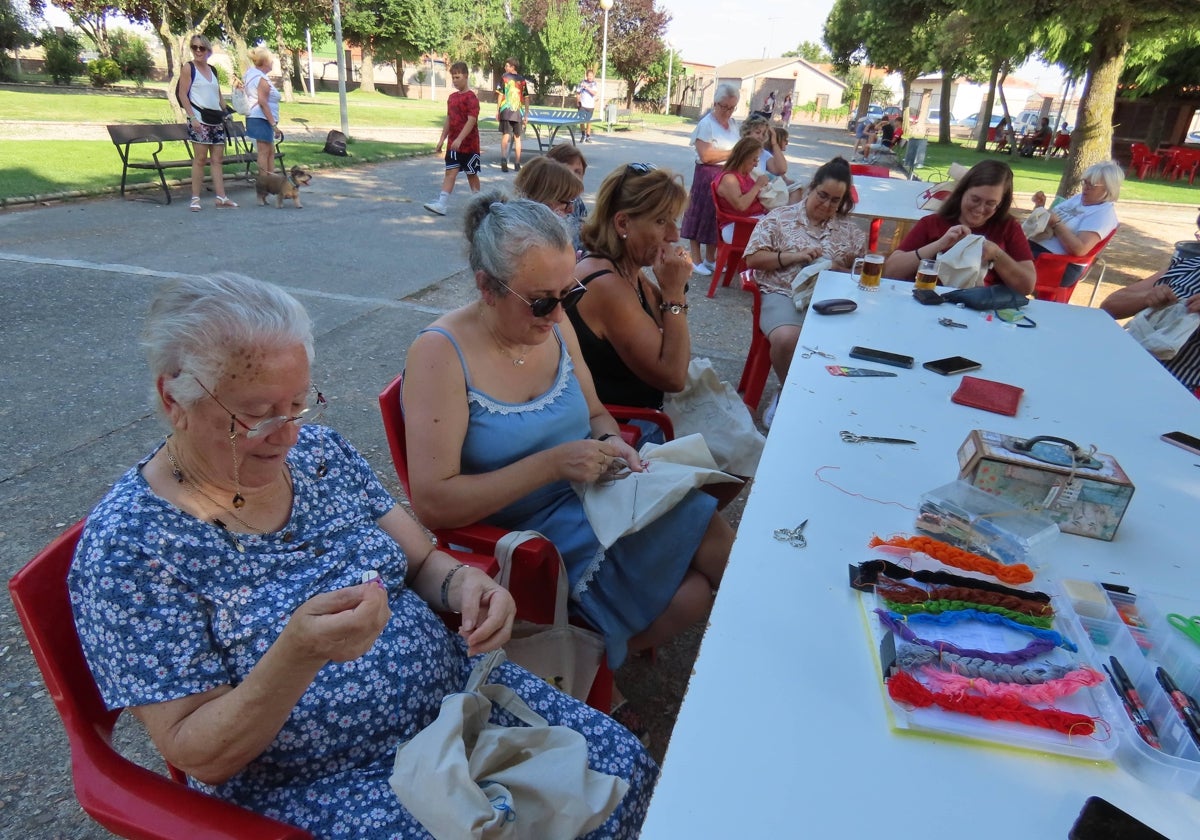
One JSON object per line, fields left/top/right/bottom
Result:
{"left": 854, "top": 253, "right": 885, "bottom": 291}
{"left": 915, "top": 258, "right": 939, "bottom": 291}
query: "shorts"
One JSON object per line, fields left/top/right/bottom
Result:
{"left": 187, "top": 119, "right": 226, "bottom": 146}
{"left": 443, "top": 149, "right": 482, "bottom": 175}
{"left": 499, "top": 119, "right": 525, "bottom": 137}
{"left": 759, "top": 289, "right": 807, "bottom": 336}
{"left": 246, "top": 117, "right": 274, "bottom": 143}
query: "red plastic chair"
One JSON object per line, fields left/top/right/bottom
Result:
{"left": 1048, "top": 132, "right": 1071, "bottom": 157}
{"left": 1129, "top": 143, "right": 1161, "bottom": 180}
{"left": 850, "top": 165, "right": 891, "bottom": 250}
{"left": 1164, "top": 149, "right": 1200, "bottom": 185}
{"left": 378, "top": 374, "right": 624, "bottom": 712}
{"left": 736, "top": 270, "right": 772, "bottom": 413}
{"left": 8, "top": 522, "right": 314, "bottom": 840}
{"left": 1033, "top": 227, "right": 1118, "bottom": 304}
{"left": 707, "top": 177, "right": 761, "bottom": 297}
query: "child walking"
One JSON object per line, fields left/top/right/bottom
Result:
{"left": 424, "top": 62, "right": 481, "bottom": 216}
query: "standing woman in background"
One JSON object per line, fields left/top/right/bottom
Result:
{"left": 179, "top": 35, "right": 235, "bottom": 211}
{"left": 243, "top": 46, "right": 282, "bottom": 176}
{"left": 680, "top": 82, "right": 741, "bottom": 276}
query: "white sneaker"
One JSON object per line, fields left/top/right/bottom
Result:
{"left": 762, "top": 393, "right": 779, "bottom": 430}
{"left": 703, "top": 260, "right": 716, "bottom": 273}
{"left": 692, "top": 262, "right": 713, "bottom": 276}
{"left": 423, "top": 199, "right": 447, "bottom": 216}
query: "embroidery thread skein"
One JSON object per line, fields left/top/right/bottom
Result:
{"left": 883, "top": 597, "right": 1055, "bottom": 629}
{"left": 920, "top": 666, "right": 1105, "bottom": 704}
{"left": 897, "top": 646, "right": 1079, "bottom": 684}
{"left": 856, "top": 559, "right": 1050, "bottom": 603}
{"left": 869, "top": 534, "right": 1035, "bottom": 585}
{"left": 887, "top": 670, "right": 1097, "bottom": 736}
{"left": 902, "top": 608, "right": 1076, "bottom": 651}
{"left": 875, "top": 576, "right": 1052, "bottom": 618}
{"left": 875, "top": 610, "right": 1055, "bottom": 664}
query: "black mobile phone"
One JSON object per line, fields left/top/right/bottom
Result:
{"left": 923, "top": 355, "right": 982, "bottom": 376}
{"left": 1161, "top": 430, "right": 1200, "bottom": 455}
{"left": 1068, "top": 796, "right": 1166, "bottom": 840}
{"left": 848, "top": 346, "right": 914, "bottom": 369}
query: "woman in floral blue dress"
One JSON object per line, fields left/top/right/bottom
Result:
{"left": 68, "top": 273, "right": 656, "bottom": 839}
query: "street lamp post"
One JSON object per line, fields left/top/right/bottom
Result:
{"left": 600, "top": 0, "right": 613, "bottom": 125}
{"left": 664, "top": 39, "right": 673, "bottom": 116}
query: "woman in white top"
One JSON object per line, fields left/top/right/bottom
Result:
{"left": 243, "top": 46, "right": 283, "bottom": 175}
{"left": 179, "top": 35, "right": 235, "bottom": 211}
{"left": 680, "top": 82, "right": 741, "bottom": 276}
{"left": 1029, "top": 159, "right": 1122, "bottom": 285}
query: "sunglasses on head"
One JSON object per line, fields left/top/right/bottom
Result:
{"left": 498, "top": 278, "right": 587, "bottom": 317}
{"left": 613, "top": 162, "right": 656, "bottom": 203}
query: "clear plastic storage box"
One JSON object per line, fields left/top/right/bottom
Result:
{"left": 917, "top": 480, "right": 1060, "bottom": 566}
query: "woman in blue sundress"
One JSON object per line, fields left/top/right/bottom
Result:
{"left": 68, "top": 272, "right": 656, "bottom": 839}
{"left": 402, "top": 194, "right": 732, "bottom": 672}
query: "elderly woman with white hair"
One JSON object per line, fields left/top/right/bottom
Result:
{"left": 68, "top": 272, "right": 657, "bottom": 838}
{"left": 680, "top": 81, "right": 742, "bottom": 276}
{"left": 1029, "top": 159, "right": 1124, "bottom": 285}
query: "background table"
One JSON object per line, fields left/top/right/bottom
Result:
{"left": 851, "top": 175, "right": 931, "bottom": 250}
{"left": 641, "top": 274, "right": 1200, "bottom": 838}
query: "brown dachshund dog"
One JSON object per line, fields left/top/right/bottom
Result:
{"left": 256, "top": 165, "right": 312, "bottom": 208}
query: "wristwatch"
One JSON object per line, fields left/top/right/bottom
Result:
{"left": 659, "top": 301, "right": 688, "bottom": 315}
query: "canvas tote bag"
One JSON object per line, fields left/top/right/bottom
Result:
{"left": 495, "top": 531, "right": 605, "bottom": 702}
{"left": 937, "top": 234, "right": 988, "bottom": 289}
{"left": 390, "top": 650, "right": 628, "bottom": 840}
{"left": 663, "top": 358, "right": 766, "bottom": 477}
{"left": 1126, "top": 301, "right": 1200, "bottom": 360}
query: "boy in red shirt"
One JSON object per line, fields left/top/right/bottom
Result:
{"left": 424, "top": 62, "right": 481, "bottom": 216}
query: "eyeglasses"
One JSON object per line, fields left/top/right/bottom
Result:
{"left": 714, "top": 102, "right": 736, "bottom": 113}
{"left": 812, "top": 188, "right": 845, "bottom": 206}
{"left": 1081, "top": 179, "right": 1101, "bottom": 189}
{"left": 964, "top": 193, "right": 1000, "bottom": 212}
{"left": 498, "top": 278, "right": 587, "bottom": 317}
{"left": 190, "top": 44, "right": 207, "bottom": 52}
{"left": 195, "top": 379, "right": 327, "bottom": 438}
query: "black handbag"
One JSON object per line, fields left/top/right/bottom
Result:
{"left": 941, "top": 285, "right": 1029, "bottom": 311}
{"left": 193, "top": 103, "right": 227, "bottom": 125}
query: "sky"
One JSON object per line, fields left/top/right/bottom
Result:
{"left": 657, "top": 0, "right": 838, "bottom": 68}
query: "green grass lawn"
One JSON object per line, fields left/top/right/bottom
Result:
{"left": 909, "top": 138, "right": 1200, "bottom": 203}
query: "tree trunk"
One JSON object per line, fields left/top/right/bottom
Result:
{"left": 156, "top": 20, "right": 191, "bottom": 120}
{"left": 273, "top": 10, "right": 293, "bottom": 102}
{"left": 1059, "top": 14, "right": 1130, "bottom": 198}
{"left": 974, "top": 61, "right": 1000, "bottom": 152}
{"left": 360, "top": 45, "right": 376, "bottom": 94}
{"left": 397, "top": 58, "right": 408, "bottom": 98}
{"left": 290, "top": 48, "right": 306, "bottom": 95}
{"left": 938, "top": 74, "right": 953, "bottom": 144}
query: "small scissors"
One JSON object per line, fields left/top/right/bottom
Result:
{"left": 1168, "top": 613, "right": 1200, "bottom": 648}
{"left": 840, "top": 430, "right": 917, "bottom": 445}
{"left": 773, "top": 519, "right": 808, "bottom": 548}
{"left": 801, "top": 345, "right": 836, "bottom": 359}
{"left": 938, "top": 317, "right": 968, "bottom": 329}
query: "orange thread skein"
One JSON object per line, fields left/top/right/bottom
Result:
{"left": 868, "top": 534, "right": 1035, "bottom": 585}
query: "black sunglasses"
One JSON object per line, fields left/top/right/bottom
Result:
{"left": 615, "top": 162, "right": 655, "bottom": 195}
{"left": 498, "top": 278, "right": 587, "bottom": 317}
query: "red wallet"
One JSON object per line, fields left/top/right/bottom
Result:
{"left": 950, "top": 375, "right": 1024, "bottom": 416}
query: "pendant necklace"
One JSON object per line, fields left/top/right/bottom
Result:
{"left": 479, "top": 303, "right": 529, "bottom": 366}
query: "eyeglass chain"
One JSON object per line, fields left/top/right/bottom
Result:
{"left": 165, "top": 436, "right": 289, "bottom": 552}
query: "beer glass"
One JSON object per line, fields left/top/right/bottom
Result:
{"left": 853, "top": 253, "right": 885, "bottom": 290}
{"left": 915, "top": 258, "right": 939, "bottom": 291}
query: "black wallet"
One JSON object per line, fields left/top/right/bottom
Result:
{"left": 912, "top": 288, "right": 944, "bottom": 305}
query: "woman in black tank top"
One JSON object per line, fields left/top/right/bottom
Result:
{"left": 569, "top": 164, "right": 694, "bottom": 411}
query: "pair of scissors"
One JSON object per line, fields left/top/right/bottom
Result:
{"left": 1168, "top": 613, "right": 1200, "bottom": 648}
{"left": 938, "top": 317, "right": 968, "bottom": 329}
{"left": 801, "top": 345, "right": 835, "bottom": 359}
{"left": 840, "top": 431, "right": 917, "bottom": 445}
{"left": 773, "top": 519, "right": 808, "bottom": 548}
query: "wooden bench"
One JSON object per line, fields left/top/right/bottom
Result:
{"left": 107, "top": 121, "right": 286, "bottom": 205}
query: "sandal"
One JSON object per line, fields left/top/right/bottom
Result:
{"left": 609, "top": 701, "right": 651, "bottom": 748}
{"left": 189, "top": 196, "right": 201, "bottom": 212}
{"left": 215, "top": 196, "right": 238, "bottom": 208}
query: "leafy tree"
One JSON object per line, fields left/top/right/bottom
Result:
{"left": 0, "top": 0, "right": 37, "bottom": 80}
{"left": 784, "top": 40, "right": 828, "bottom": 62}
{"left": 40, "top": 28, "right": 83, "bottom": 84}
{"left": 87, "top": 55, "right": 121, "bottom": 85}
{"left": 110, "top": 28, "right": 152, "bottom": 86}
{"left": 582, "top": 0, "right": 669, "bottom": 107}
{"left": 443, "top": 0, "right": 507, "bottom": 71}
{"left": 538, "top": 0, "right": 595, "bottom": 104}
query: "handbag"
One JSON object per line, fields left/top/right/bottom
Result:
{"left": 572, "top": 434, "right": 741, "bottom": 549}
{"left": 494, "top": 531, "right": 605, "bottom": 701}
{"left": 231, "top": 84, "right": 253, "bottom": 117}
{"left": 389, "top": 649, "right": 628, "bottom": 840}
{"left": 936, "top": 234, "right": 987, "bottom": 289}
{"left": 941, "top": 284, "right": 1030, "bottom": 311}
{"left": 1126, "top": 302, "right": 1200, "bottom": 360}
{"left": 663, "top": 358, "right": 766, "bottom": 477}
{"left": 192, "top": 103, "right": 227, "bottom": 125}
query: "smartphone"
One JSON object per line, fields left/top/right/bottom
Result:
{"left": 1068, "top": 796, "right": 1166, "bottom": 840}
{"left": 1161, "top": 431, "right": 1200, "bottom": 455}
{"left": 848, "top": 346, "right": 914, "bottom": 369}
{"left": 923, "top": 355, "right": 982, "bottom": 376}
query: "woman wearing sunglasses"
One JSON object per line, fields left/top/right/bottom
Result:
{"left": 178, "top": 35, "right": 236, "bottom": 211}
{"left": 568, "top": 163, "right": 693, "bottom": 444}
{"left": 403, "top": 193, "right": 731, "bottom": 678}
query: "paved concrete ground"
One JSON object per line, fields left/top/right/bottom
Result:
{"left": 0, "top": 120, "right": 1194, "bottom": 837}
